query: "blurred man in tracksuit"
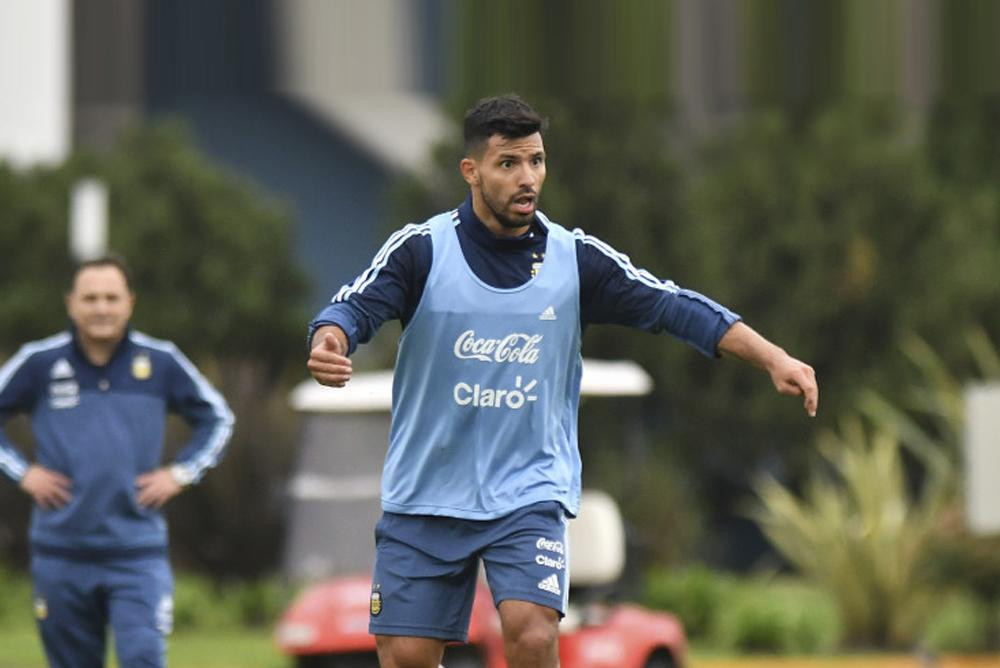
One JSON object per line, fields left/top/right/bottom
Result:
{"left": 0, "top": 255, "right": 234, "bottom": 668}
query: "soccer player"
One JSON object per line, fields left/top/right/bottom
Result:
{"left": 0, "top": 255, "right": 234, "bottom": 668}
{"left": 307, "top": 95, "right": 818, "bottom": 668}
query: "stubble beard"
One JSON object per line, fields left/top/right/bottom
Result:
{"left": 482, "top": 188, "right": 534, "bottom": 230}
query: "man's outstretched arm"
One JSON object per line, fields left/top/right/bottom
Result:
{"left": 308, "top": 325, "right": 353, "bottom": 388}
{"left": 718, "top": 322, "right": 819, "bottom": 417}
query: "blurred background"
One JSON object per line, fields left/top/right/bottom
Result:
{"left": 2, "top": 0, "right": 1000, "bottom": 661}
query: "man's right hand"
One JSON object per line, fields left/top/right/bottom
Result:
{"left": 307, "top": 325, "right": 353, "bottom": 387}
{"left": 20, "top": 464, "right": 72, "bottom": 509}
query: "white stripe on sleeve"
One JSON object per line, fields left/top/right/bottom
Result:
{"left": 332, "top": 221, "right": 433, "bottom": 303}
{"left": 130, "top": 332, "right": 235, "bottom": 482}
{"left": 572, "top": 229, "right": 680, "bottom": 293}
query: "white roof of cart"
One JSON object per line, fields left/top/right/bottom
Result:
{"left": 289, "top": 359, "right": 653, "bottom": 413}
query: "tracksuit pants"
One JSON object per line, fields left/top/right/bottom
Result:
{"left": 31, "top": 552, "right": 173, "bottom": 668}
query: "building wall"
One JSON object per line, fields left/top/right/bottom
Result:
{"left": 0, "top": 0, "right": 71, "bottom": 168}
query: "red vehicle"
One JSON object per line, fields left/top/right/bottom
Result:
{"left": 276, "top": 490, "right": 687, "bottom": 668}
{"left": 276, "top": 364, "right": 685, "bottom": 667}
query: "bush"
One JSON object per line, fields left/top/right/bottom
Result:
{"left": 172, "top": 573, "right": 293, "bottom": 631}
{"left": 643, "top": 567, "right": 839, "bottom": 653}
{"left": 922, "top": 590, "right": 992, "bottom": 653}
{"left": 643, "top": 565, "right": 730, "bottom": 640}
{"left": 712, "top": 577, "right": 840, "bottom": 654}
{"left": 750, "top": 420, "right": 949, "bottom": 649}
{"left": 226, "top": 577, "right": 293, "bottom": 628}
{"left": 172, "top": 574, "right": 237, "bottom": 631}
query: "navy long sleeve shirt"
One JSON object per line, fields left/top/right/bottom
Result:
{"left": 0, "top": 329, "right": 234, "bottom": 556}
{"left": 310, "top": 198, "right": 740, "bottom": 357}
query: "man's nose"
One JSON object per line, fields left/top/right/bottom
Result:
{"left": 517, "top": 164, "right": 537, "bottom": 187}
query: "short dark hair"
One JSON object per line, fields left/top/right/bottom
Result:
{"left": 71, "top": 253, "right": 133, "bottom": 292}
{"left": 463, "top": 94, "right": 546, "bottom": 156}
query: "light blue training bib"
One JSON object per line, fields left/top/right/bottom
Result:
{"left": 383, "top": 210, "right": 583, "bottom": 519}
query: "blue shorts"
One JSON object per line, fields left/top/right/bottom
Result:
{"left": 369, "top": 501, "right": 570, "bottom": 642}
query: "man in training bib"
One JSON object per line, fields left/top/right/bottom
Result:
{"left": 307, "top": 95, "right": 819, "bottom": 668}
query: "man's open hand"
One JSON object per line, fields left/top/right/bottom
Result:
{"left": 135, "top": 468, "right": 183, "bottom": 508}
{"left": 20, "top": 465, "right": 72, "bottom": 509}
{"left": 766, "top": 353, "right": 819, "bottom": 418}
{"left": 718, "top": 322, "right": 819, "bottom": 417}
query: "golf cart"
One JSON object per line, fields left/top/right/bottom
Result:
{"left": 275, "top": 360, "right": 687, "bottom": 667}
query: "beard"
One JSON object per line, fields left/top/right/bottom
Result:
{"left": 482, "top": 187, "right": 535, "bottom": 229}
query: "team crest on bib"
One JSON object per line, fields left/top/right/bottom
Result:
{"left": 132, "top": 353, "right": 152, "bottom": 380}
{"left": 370, "top": 591, "right": 382, "bottom": 616}
{"left": 34, "top": 597, "right": 48, "bottom": 620}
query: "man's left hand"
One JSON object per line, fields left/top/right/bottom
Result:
{"left": 766, "top": 353, "right": 819, "bottom": 418}
{"left": 136, "top": 468, "right": 184, "bottom": 508}
{"left": 718, "top": 322, "right": 819, "bottom": 417}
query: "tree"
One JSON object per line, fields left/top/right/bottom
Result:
{"left": 0, "top": 123, "right": 309, "bottom": 577}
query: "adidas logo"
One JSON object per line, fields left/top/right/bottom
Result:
{"left": 539, "top": 306, "right": 557, "bottom": 321}
{"left": 537, "top": 574, "right": 561, "bottom": 596}
{"left": 50, "top": 358, "right": 74, "bottom": 379}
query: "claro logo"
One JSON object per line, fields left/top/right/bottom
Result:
{"left": 453, "top": 330, "right": 542, "bottom": 364}
{"left": 454, "top": 376, "right": 538, "bottom": 409}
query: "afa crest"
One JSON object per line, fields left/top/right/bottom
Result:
{"left": 370, "top": 591, "right": 382, "bottom": 616}
{"left": 132, "top": 353, "right": 152, "bottom": 380}
{"left": 34, "top": 597, "right": 48, "bottom": 620}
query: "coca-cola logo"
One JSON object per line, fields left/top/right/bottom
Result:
{"left": 536, "top": 537, "right": 564, "bottom": 554}
{"left": 453, "top": 330, "right": 542, "bottom": 364}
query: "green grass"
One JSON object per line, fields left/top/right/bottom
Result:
{"left": 0, "top": 567, "right": 295, "bottom": 667}
{"left": 0, "top": 621, "right": 290, "bottom": 668}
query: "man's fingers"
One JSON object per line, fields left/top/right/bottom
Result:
{"left": 307, "top": 327, "right": 351, "bottom": 388}
{"left": 135, "top": 472, "right": 180, "bottom": 508}
{"left": 774, "top": 363, "right": 819, "bottom": 418}
{"left": 138, "top": 489, "right": 165, "bottom": 508}
{"left": 800, "top": 365, "right": 818, "bottom": 417}
{"left": 307, "top": 352, "right": 351, "bottom": 368}
{"left": 306, "top": 362, "right": 352, "bottom": 380}
{"left": 311, "top": 370, "right": 352, "bottom": 388}
{"left": 49, "top": 472, "right": 72, "bottom": 488}
{"left": 803, "top": 383, "right": 819, "bottom": 417}
{"left": 306, "top": 351, "right": 352, "bottom": 387}
{"left": 23, "top": 468, "right": 73, "bottom": 509}
{"left": 35, "top": 486, "right": 71, "bottom": 509}
{"left": 51, "top": 485, "right": 72, "bottom": 505}
{"left": 792, "top": 366, "right": 819, "bottom": 417}
{"left": 47, "top": 481, "right": 72, "bottom": 499}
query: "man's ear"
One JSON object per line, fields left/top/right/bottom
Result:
{"left": 460, "top": 157, "right": 479, "bottom": 187}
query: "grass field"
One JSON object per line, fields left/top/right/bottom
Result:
{"left": 3, "top": 623, "right": 998, "bottom": 668}
{"left": 693, "top": 657, "right": 1000, "bottom": 668}
{"left": 0, "top": 625, "right": 288, "bottom": 668}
